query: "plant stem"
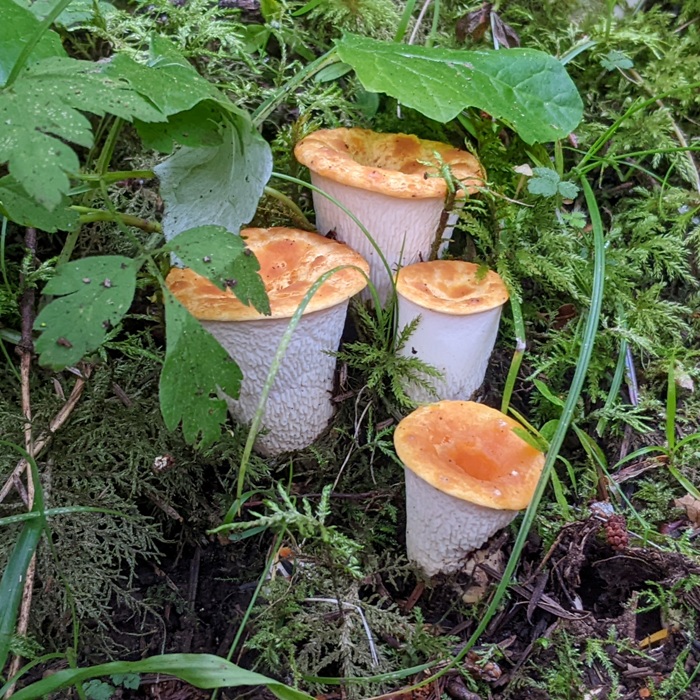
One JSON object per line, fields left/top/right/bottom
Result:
{"left": 3, "top": 0, "right": 73, "bottom": 88}
{"left": 77, "top": 170, "right": 156, "bottom": 184}
{"left": 74, "top": 208, "right": 162, "bottom": 234}
{"left": 500, "top": 291, "right": 526, "bottom": 414}
{"left": 263, "top": 186, "right": 314, "bottom": 230}
{"left": 394, "top": 0, "right": 418, "bottom": 42}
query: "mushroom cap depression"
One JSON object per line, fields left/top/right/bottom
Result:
{"left": 394, "top": 401, "right": 545, "bottom": 510}
{"left": 294, "top": 128, "right": 484, "bottom": 199}
{"left": 166, "top": 227, "right": 369, "bottom": 320}
{"left": 396, "top": 260, "right": 509, "bottom": 316}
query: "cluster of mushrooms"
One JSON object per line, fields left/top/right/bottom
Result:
{"left": 167, "top": 128, "right": 545, "bottom": 577}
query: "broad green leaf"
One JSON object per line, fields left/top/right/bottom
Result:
{"left": 34, "top": 256, "right": 139, "bottom": 369}
{"left": 160, "top": 292, "right": 243, "bottom": 447}
{"left": 0, "top": 175, "right": 79, "bottom": 231}
{"left": 28, "top": 0, "right": 116, "bottom": 27}
{"left": 155, "top": 115, "right": 272, "bottom": 240}
{"left": 10, "top": 653, "right": 314, "bottom": 700}
{"left": 136, "top": 101, "right": 226, "bottom": 153}
{"left": 0, "top": 0, "right": 65, "bottom": 85}
{"left": 336, "top": 34, "right": 583, "bottom": 143}
{"left": 166, "top": 225, "right": 270, "bottom": 315}
{"left": 107, "top": 37, "right": 231, "bottom": 120}
{"left": 527, "top": 167, "right": 560, "bottom": 197}
{"left": 0, "top": 56, "right": 165, "bottom": 209}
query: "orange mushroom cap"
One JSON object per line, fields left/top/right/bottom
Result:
{"left": 166, "top": 227, "right": 369, "bottom": 321}
{"left": 396, "top": 260, "right": 509, "bottom": 316}
{"left": 294, "top": 128, "right": 484, "bottom": 199}
{"left": 394, "top": 401, "right": 545, "bottom": 510}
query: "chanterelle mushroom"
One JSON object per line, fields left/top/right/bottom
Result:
{"left": 166, "top": 227, "right": 369, "bottom": 456}
{"left": 294, "top": 128, "right": 483, "bottom": 304}
{"left": 395, "top": 260, "right": 509, "bottom": 403}
{"left": 394, "top": 401, "right": 545, "bottom": 577}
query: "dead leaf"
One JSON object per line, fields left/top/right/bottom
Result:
{"left": 491, "top": 12, "right": 520, "bottom": 48}
{"left": 455, "top": 3, "right": 520, "bottom": 48}
{"left": 675, "top": 494, "right": 700, "bottom": 526}
{"left": 456, "top": 3, "right": 492, "bottom": 43}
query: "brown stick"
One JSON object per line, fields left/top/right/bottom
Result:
{"left": 0, "top": 365, "right": 93, "bottom": 504}
{"left": 6, "top": 228, "right": 37, "bottom": 695}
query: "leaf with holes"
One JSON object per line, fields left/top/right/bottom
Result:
{"left": 166, "top": 225, "right": 270, "bottom": 315}
{"left": 34, "top": 256, "right": 139, "bottom": 369}
{"left": 0, "top": 56, "right": 164, "bottom": 209}
{"left": 160, "top": 292, "right": 243, "bottom": 447}
{"left": 336, "top": 34, "right": 582, "bottom": 143}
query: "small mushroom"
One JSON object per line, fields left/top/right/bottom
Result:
{"left": 294, "top": 128, "right": 483, "bottom": 304}
{"left": 394, "top": 401, "right": 545, "bottom": 577}
{"left": 166, "top": 227, "right": 369, "bottom": 456}
{"left": 395, "top": 260, "right": 509, "bottom": 403}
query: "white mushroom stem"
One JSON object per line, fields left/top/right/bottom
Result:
{"left": 202, "top": 302, "right": 347, "bottom": 456}
{"left": 311, "top": 173, "right": 458, "bottom": 305}
{"left": 396, "top": 295, "right": 504, "bottom": 403}
{"left": 404, "top": 468, "right": 517, "bottom": 577}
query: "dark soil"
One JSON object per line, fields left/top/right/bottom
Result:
{"left": 41, "top": 516, "right": 699, "bottom": 700}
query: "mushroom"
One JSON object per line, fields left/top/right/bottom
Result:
{"left": 395, "top": 260, "right": 509, "bottom": 403}
{"left": 394, "top": 401, "right": 545, "bottom": 577}
{"left": 166, "top": 227, "right": 369, "bottom": 456}
{"left": 294, "top": 128, "right": 483, "bottom": 304}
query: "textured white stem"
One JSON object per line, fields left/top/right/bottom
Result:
{"left": 203, "top": 302, "right": 347, "bottom": 455}
{"left": 396, "top": 296, "right": 504, "bottom": 403}
{"left": 404, "top": 468, "right": 517, "bottom": 576}
{"left": 310, "top": 173, "right": 454, "bottom": 305}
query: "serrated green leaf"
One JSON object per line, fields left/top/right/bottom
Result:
{"left": 82, "top": 680, "right": 114, "bottom": 700}
{"left": 166, "top": 225, "right": 270, "bottom": 315}
{"left": 0, "top": 56, "right": 165, "bottom": 208}
{"left": 0, "top": 0, "right": 65, "bottom": 85}
{"left": 0, "top": 175, "right": 79, "bottom": 231}
{"left": 155, "top": 115, "right": 272, "bottom": 240}
{"left": 336, "top": 34, "right": 583, "bottom": 143}
{"left": 557, "top": 180, "right": 579, "bottom": 199}
{"left": 600, "top": 50, "right": 633, "bottom": 71}
{"left": 111, "top": 672, "right": 140, "bottom": 690}
{"left": 527, "top": 166, "right": 560, "bottom": 197}
{"left": 160, "top": 292, "right": 242, "bottom": 447}
{"left": 34, "top": 256, "right": 139, "bottom": 369}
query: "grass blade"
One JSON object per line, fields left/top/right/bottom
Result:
{"left": 10, "top": 654, "right": 314, "bottom": 700}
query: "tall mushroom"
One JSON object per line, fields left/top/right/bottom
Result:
{"left": 394, "top": 401, "right": 545, "bottom": 577}
{"left": 294, "top": 128, "right": 483, "bottom": 304}
{"left": 395, "top": 260, "right": 509, "bottom": 403}
{"left": 166, "top": 227, "right": 369, "bottom": 456}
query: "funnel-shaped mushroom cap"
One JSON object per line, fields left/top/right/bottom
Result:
{"left": 396, "top": 260, "right": 508, "bottom": 315}
{"left": 395, "top": 401, "right": 543, "bottom": 510}
{"left": 395, "top": 401, "right": 545, "bottom": 576}
{"left": 294, "top": 128, "right": 484, "bottom": 198}
{"left": 294, "top": 130, "right": 484, "bottom": 305}
{"left": 166, "top": 227, "right": 369, "bottom": 320}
